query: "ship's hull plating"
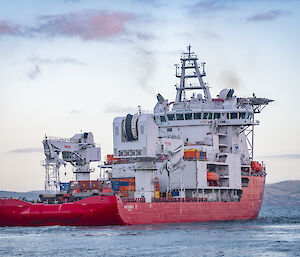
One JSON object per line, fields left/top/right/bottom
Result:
{"left": 0, "top": 176, "right": 265, "bottom": 226}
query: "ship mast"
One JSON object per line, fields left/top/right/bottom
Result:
{"left": 175, "top": 45, "right": 212, "bottom": 103}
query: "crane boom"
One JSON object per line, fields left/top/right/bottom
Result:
{"left": 42, "top": 132, "right": 101, "bottom": 192}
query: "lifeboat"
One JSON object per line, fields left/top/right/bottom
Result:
{"left": 251, "top": 161, "right": 262, "bottom": 172}
{"left": 207, "top": 172, "right": 219, "bottom": 181}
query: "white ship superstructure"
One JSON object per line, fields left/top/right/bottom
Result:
{"left": 111, "top": 46, "right": 272, "bottom": 202}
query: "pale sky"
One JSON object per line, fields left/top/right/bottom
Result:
{"left": 0, "top": 0, "right": 299, "bottom": 191}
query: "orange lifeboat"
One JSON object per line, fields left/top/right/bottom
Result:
{"left": 251, "top": 161, "right": 262, "bottom": 172}
{"left": 207, "top": 172, "right": 219, "bottom": 181}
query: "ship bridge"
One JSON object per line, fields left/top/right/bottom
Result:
{"left": 152, "top": 45, "right": 273, "bottom": 182}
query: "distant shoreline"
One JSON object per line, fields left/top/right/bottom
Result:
{"left": 1, "top": 180, "right": 300, "bottom": 206}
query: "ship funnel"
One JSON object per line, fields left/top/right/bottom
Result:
{"left": 227, "top": 89, "right": 234, "bottom": 99}
{"left": 157, "top": 93, "right": 164, "bottom": 104}
{"left": 219, "top": 88, "right": 234, "bottom": 100}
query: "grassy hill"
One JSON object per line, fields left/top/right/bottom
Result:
{"left": 0, "top": 190, "right": 44, "bottom": 201}
{"left": 263, "top": 180, "right": 300, "bottom": 206}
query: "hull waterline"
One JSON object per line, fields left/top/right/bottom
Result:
{"left": 0, "top": 176, "right": 264, "bottom": 227}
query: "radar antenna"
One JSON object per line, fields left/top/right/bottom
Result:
{"left": 175, "top": 45, "right": 212, "bottom": 103}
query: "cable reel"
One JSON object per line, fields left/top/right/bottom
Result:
{"left": 124, "top": 113, "right": 140, "bottom": 141}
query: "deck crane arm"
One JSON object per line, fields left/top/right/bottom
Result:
{"left": 42, "top": 132, "right": 101, "bottom": 191}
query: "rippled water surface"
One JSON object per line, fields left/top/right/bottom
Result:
{"left": 0, "top": 205, "right": 299, "bottom": 257}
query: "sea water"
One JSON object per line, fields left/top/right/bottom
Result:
{"left": 0, "top": 205, "right": 299, "bottom": 257}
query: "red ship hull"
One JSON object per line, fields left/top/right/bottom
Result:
{"left": 0, "top": 176, "right": 265, "bottom": 226}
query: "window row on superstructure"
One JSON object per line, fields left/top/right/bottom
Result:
{"left": 156, "top": 111, "right": 253, "bottom": 123}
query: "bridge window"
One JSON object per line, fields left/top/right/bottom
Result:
{"left": 247, "top": 112, "right": 252, "bottom": 119}
{"left": 230, "top": 113, "right": 238, "bottom": 119}
{"left": 193, "top": 112, "right": 201, "bottom": 119}
{"left": 214, "top": 113, "right": 221, "bottom": 119}
{"left": 203, "top": 112, "right": 212, "bottom": 119}
{"left": 160, "top": 116, "right": 166, "bottom": 122}
{"left": 176, "top": 113, "right": 184, "bottom": 120}
{"left": 239, "top": 112, "right": 246, "bottom": 119}
{"left": 185, "top": 113, "right": 192, "bottom": 120}
{"left": 167, "top": 114, "right": 175, "bottom": 121}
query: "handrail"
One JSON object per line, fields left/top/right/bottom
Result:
{"left": 121, "top": 197, "right": 209, "bottom": 203}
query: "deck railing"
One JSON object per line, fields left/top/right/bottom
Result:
{"left": 121, "top": 197, "right": 209, "bottom": 203}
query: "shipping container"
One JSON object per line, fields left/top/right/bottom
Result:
{"left": 171, "top": 191, "right": 179, "bottom": 197}
{"left": 60, "top": 182, "right": 70, "bottom": 193}
{"left": 111, "top": 182, "right": 120, "bottom": 191}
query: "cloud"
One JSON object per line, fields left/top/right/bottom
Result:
{"left": 104, "top": 104, "right": 138, "bottom": 114}
{"left": 6, "top": 147, "right": 41, "bottom": 154}
{"left": 27, "top": 64, "right": 41, "bottom": 79}
{"left": 191, "top": 0, "right": 233, "bottom": 12}
{"left": 218, "top": 70, "right": 241, "bottom": 89}
{"left": 63, "top": 0, "right": 81, "bottom": 3}
{"left": 200, "top": 31, "right": 222, "bottom": 40}
{"left": 136, "top": 32, "right": 156, "bottom": 41}
{"left": 132, "top": 0, "right": 167, "bottom": 8}
{"left": 0, "top": 20, "right": 21, "bottom": 35}
{"left": 33, "top": 10, "right": 135, "bottom": 41}
{"left": 70, "top": 109, "right": 82, "bottom": 114}
{"left": 26, "top": 55, "right": 84, "bottom": 79}
{"left": 56, "top": 57, "right": 84, "bottom": 65}
{"left": 259, "top": 154, "right": 300, "bottom": 159}
{"left": 28, "top": 55, "right": 84, "bottom": 65}
{"left": 247, "top": 10, "right": 290, "bottom": 22}
{"left": 0, "top": 10, "right": 136, "bottom": 41}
